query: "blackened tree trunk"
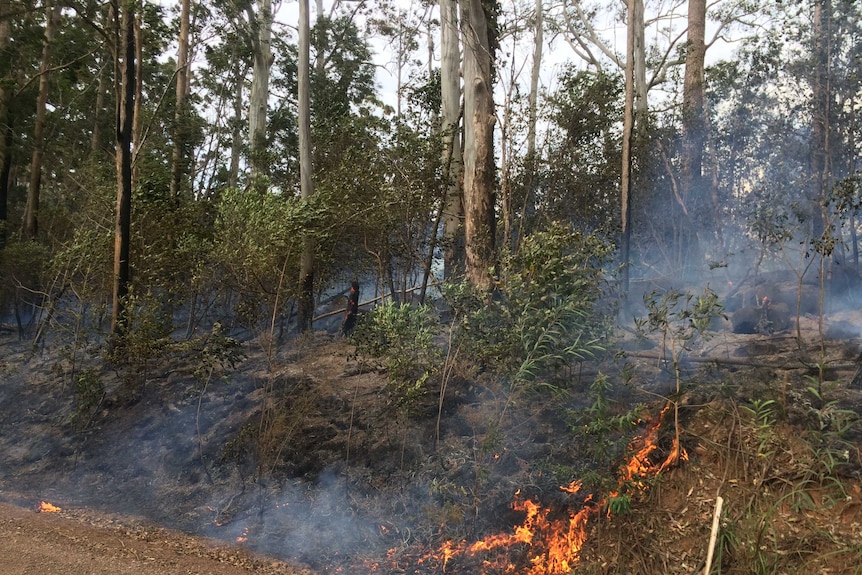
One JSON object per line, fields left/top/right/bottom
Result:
{"left": 111, "top": 0, "right": 136, "bottom": 336}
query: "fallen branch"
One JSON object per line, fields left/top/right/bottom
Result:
{"left": 703, "top": 496, "right": 724, "bottom": 575}
{"left": 623, "top": 350, "right": 856, "bottom": 371}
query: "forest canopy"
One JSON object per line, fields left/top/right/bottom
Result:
{"left": 0, "top": 0, "right": 860, "bottom": 343}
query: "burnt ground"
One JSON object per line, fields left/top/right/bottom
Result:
{"left": 1, "top": 308, "right": 862, "bottom": 575}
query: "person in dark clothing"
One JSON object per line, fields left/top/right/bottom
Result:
{"left": 341, "top": 281, "right": 360, "bottom": 336}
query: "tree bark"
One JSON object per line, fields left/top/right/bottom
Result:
{"left": 679, "top": 0, "right": 707, "bottom": 268}
{"left": 515, "top": 0, "right": 542, "bottom": 251}
{"left": 440, "top": 0, "right": 463, "bottom": 279}
{"left": 620, "top": 0, "right": 638, "bottom": 313}
{"left": 228, "top": 56, "right": 247, "bottom": 189}
{"left": 24, "top": 2, "right": 60, "bottom": 240}
{"left": 111, "top": 0, "right": 137, "bottom": 336}
{"left": 296, "top": 0, "right": 315, "bottom": 333}
{"left": 810, "top": 0, "right": 831, "bottom": 240}
{"left": 0, "top": 0, "right": 10, "bottom": 248}
{"left": 459, "top": 0, "right": 496, "bottom": 292}
{"left": 247, "top": 0, "right": 273, "bottom": 187}
{"left": 169, "top": 0, "right": 192, "bottom": 198}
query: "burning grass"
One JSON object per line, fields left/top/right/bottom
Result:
{"left": 372, "top": 403, "right": 687, "bottom": 575}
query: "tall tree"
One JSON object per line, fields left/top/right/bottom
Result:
{"left": 247, "top": 0, "right": 273, "bottom": 187}
{"left": 620, "top": 0, "right": 643, "bottom": 313}
{"left": 440, "top": 0, "right": 462, "bottom": 279}
{"left": 24, "top": 2, "right": 60, "bottom": 240}
{"left": 169, "top": 0, "right": 192, "bottom": 198}
{"left": 515, "top": 0, "right": 542, "bottom": 249}
{"left": 679, "top": 0, "right": 708, "bottom": 264}
{"left": 296, "top": 0, "right": 315, "bottom": 332}
{"left": 111, "top": 0, "right": 137, "bottom": 336}
{"left": 459, "top": 0, "right": 496, "bottom": 290}
{"left": 0, "top": 0, "right": 10, "bottom": 247}
{"left": 809, "top": 0, "right": 830, "bottom": 239}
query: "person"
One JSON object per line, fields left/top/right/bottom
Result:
{"left": 340, "top": 281, "right": 360, "bottom": 336}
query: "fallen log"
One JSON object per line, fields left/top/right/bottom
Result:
{"left": 622, "top": 350, "right": 857, "bottom": 371}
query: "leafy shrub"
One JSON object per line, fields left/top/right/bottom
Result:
{"left": 446, "top": 222, "right": 612, "bottom": 389}
{"left": 71, "top": 367, "right": 105, "bottom": 430}
{"left": 350, "top": 301, "right": 442, "bottom": 411}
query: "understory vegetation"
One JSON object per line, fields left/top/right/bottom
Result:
{"left": 2, "top": 1, "right": 862, "bottom": 574}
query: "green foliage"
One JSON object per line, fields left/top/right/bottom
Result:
{"left": 212, "top": 187, "right": 330, "bottom": 328}
{"left": 605, "top": 491, "right": 632, "bottom": 516}
{"left": 447, "top": 222, "right": 612, "bottom": 390}
{"left": 0, "top": 240, "right": 50, "bottom": 316}
{"left": 635, "top": 287, "right": 725, "bottom": 367}
{"left": 192, "top": 322, "right": 245, "bottom": 383}
{"left": 107, "top": 289, "right": 173, "bottom": 375}
{"left": 541, "top": 68, "right": 623, "bottom": 232}
{"left": 71, "top": 367, "right": 105, "bottom": 431}
{"left": 350, "top": 301, "right": 442, "bottom": 411}
{"left": 740, "top": 399, "right": 779, "bottom": 459}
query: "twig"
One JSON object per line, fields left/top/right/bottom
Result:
{"left": 704, "top": 495, "right": 724, "bottom": 575}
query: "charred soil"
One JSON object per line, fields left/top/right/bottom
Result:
{"left": 1, "top": 312, "right": 861, "bottom": 574}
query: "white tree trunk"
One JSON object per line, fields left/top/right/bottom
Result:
{"left": 248, "top": 0, "right": 273, "bottom": 184}
{"left": 297, "top": 0, "right": 315, "bottom": 332}
{"left": 440, "top": 0, "right": 463, "bottom": 279}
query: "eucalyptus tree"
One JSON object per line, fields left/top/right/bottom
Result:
{"left": 439, "top": 0, "right": 462, "bottom": 279}
{"left": 168, "top": 0, "right": 191, "bottom": 199}
{"left": 459, "top": 0, "right": 497, "bottom": 291}
{"left": 111, "top": 0, "right": 137, "bottom": 336}
{"left": 0, "top": 0, "right": 19, "bottom": 247}
{"left": 495, "top": 0, "right": 542, "bottom": 254}
{"left": 297, "top": 0, "right": 313, "bottom": 332}
{"left": 23, "top": 1, "right": 59, "bottom": 240}
{"left": 247, "top": 0, "right": 273, "bottom": 187}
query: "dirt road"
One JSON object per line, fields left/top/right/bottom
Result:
{"left": 0, "top": 502, "right": 312, "bottom": 575}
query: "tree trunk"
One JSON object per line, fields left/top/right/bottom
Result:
{"left": 680, "top": 0, "right": 707, "bottom": 267}
{"left": 810, "top": 0, "right": 831, "bottom": 241}
{"left": 132, "top": 9, "right": 142, "bottom": 186}
{"left": 24, "top": 2, "right": 60, "bottom": 240}
{"left": 228, "top": 56, "right": 247, "bottom": 189}
{"left": 440, "top": 0, "right": 463, "bottom": 279}
{"left": 459, "top": 0, "right": 496, "bottom": 292}
{"left": 516, "top": 0, "right": 542, "bottom": 250}
{"left": 247, "top": 0, "right": 273, "bottom": 187}
{"left": 169, "top": 0, "right": 192, "bottom": 198}
{"left": 296, "top": 0, "right": 315, "bottom": 333}
{"left": 0, "top": 0, "right": 10, "bottom": 248}
{"left": 111, "top": 0, "right": 137, "bottom": 336}
{"left": 620, "top": 0, "right": 637, "bottom": 312}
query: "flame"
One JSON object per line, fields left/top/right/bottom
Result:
{"left": 420, "top": 402, "right": 687, "bottom": 575}
{"left": 38, "top": 501, "right": 61, "bottom": 513}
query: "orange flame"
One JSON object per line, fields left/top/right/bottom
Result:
{"left": 38, "top": 501, "right": 61, "bottom": 513}
{"left": 425, "top": 402, "right": 686, "bottom": 575}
